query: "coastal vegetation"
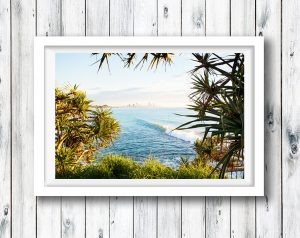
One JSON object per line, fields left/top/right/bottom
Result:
{"left": 56, "top": 154, "right": 218, "bottom": 179}
{"left": 55, "top": 85, "right": 120, "bottom": 175}
{"left": 55, "top": 53, "right": 244, "bottom": 179}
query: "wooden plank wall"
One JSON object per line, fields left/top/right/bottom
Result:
{"left": 0, "top": 0, "right": 294, "bottom": 237}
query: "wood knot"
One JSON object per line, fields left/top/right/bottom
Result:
{"left": 291, "top": 143, "right": 298, "bottom": 155}
{"left": 265, "top": 196, "right": 269, "bottom": 212}
{"left": 290, "top": 52, "right": 294, "bottom": 57}
{"left": 3, "top": 206, "right": 8, "bottom": 216}
{"left": 267, "top": 111, "right": 274, "bottom": 130}
{"left": 287, "top": 131, "right": 299, "bottom": 158}
{"left": 98, "top": 228, "right": 103, "bottom": 238}
{"left": 64, "top": 218, "right": 71, "bottom": 227}
{"left": 195, "top": 17, "right": 202, "bottom": 28}
{"left": 163, "top": 6, "right": 168, "bottom": 18}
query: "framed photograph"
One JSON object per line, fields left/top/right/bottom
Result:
{"left": 34, "top": 37, "right": 264, "bottom": 196}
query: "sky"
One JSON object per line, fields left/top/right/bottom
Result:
{"left": 55, "top": 53, "right": 198, "bottom": 107}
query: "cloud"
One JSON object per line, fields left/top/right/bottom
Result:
{"left": 89, "top": 86, "right": 191, "bottom": 107}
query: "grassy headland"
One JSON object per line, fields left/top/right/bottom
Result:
{"left": 56, "top": 154, "right": 218, "bottom": 179}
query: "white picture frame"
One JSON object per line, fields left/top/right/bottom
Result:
{"left": 34, "top": 36, "right": 264, "bottom": 196}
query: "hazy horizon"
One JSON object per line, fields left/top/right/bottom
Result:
{"left": 56, "top": 53, "right": 198, "bottom": 107}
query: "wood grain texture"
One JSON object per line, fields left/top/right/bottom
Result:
{"left": 86, "top": 197, "right": 109, "bottom": 238}
{"left": 282, "top": 0, "right": 300, "bottom": 237}
{"left": 37, "top": 197, "right": 61, "bottom": 238}
{"left": 4, "top": 0, "right": 292, "bottom": 237}
{"left": 36, "top": 0, "right": 61, "bottom": 36}
{"left": 231, "top": 198, "right": 255, "bottom": 238}
{"left": 182, "top": 197, "right": 205, "bottom": 238}
{"left": 110, "top": 197, "right": 134, "bottom": 238}
{"left": 61, "top": 0, "right": 85, "bottom": 36}
{"left": 0, "top": 0, "right": 10, "bottom": 237}
{"left": 157, "top": 197, "right": 181, "bottom": 238}
{"left": 134, "top": 0, "right": 157, "bottom": 36}
{"left": 110, "top": 0, "right": 134, "bottom": 36}
{"left": 134, "top": 197, "right": 157, "bottom": 238}
{"left": 206, "top": 0, "right": 230, "bottom": 36}
{"left": 86, "top": 0, "right": 109, "bottom": 36}
{"left": 182, "top": 0, "right": 205, "bottom": 36}
{"left": 36, "top": 1, "right": 62, "bottom": 237}
{"left": 205, "top": 1, "right": 231, "bottom": 237}
{"left": 206, "top": 197, "right": 230, "bottom": 238}
{"left": 231, "top": 0, "right": 255, "bottom": 36}
{"left": 158, "top": 0, "right": 181, "bottom": 36}
{"left": 230, "top": 1, "right": 256, "bottom": 237}
{"left": 11, "top": 0, "right": 36, "bottom": 237}
{"left": 62, "top": 197, "right": 85, "bottom": 238}
{"left": 256, "top": 0, "right": 282, "bottom": 237}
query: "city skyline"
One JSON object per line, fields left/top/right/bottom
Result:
{"left": 56, "top": 53, "right": 197, "bottom": 107}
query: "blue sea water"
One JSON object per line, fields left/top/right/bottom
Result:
{"left": 99, "top": 107, "right": 203, "bottom": 167}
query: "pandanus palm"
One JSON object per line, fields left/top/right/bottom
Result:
{"left": 93, "top": 53, "right": 244, "bottom": 178}
{"left": 176, "top": 53, "right": 244, "bottom": 178}
{"left": 55, "top": 85, "right": 120, "bottom": 175}
{"left": 92, "top": 53, "right": 174, "bottom": 71}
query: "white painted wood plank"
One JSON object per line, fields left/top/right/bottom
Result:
{"left": 256, "top": 0, "right": 282, "bottom": 237}
{"left": 205, "top": 1, "right": 231, "bottom": 237}
{"left": 37, "top": 197, "right": 61, "bottom": 238}
{"left": 182, "top": 197, "right": 205, "bottom": 238}
{"left": 231, "top": 0, "right": 255, "bottom": 36}
{"left": 110, "top": 197, "right": 134, "bottom": 238}
{"left": 62, "top": 0, "right": 85, "bottom": 36}
{"left": 157, "top": 197, "right": 181, "bottom": 238}
{"left": 206, "top": 0, "right": 230, "bottom": 36}
{"left": 230, "top": 1, "right": 256, "bottom": 237}
{"left": 158, "top": 0, "right": 181, "bottom": 36}
{"left": 181, "top": 2, "right": 206, "bottom": 237}
{"left": 86, "top": 0, "right": 109, "bottom": 36}
{"left": 0, "top": 1, "right": 10, "bottom": 237}
{"left": 231, "top": 198, "right": 255, "bottom": 238}
{"left": 282, "top": 0, "right": 300, "bottom": 237}
{"left": 110, "top": 0, "right": 134, "bottom": 36}
{"left": 60, "top": 1, "right": 86, "bottom": 238}
{"left": 36, "top": 1, "right": 62, "bottom": 238}
{"left": 134, "top": 197, "right": 157, "bottom": 238}
{"left": 134, "top": 0, "right": 157, "bottom": 36}
{"left": 62, "top": 197, "right": 85, "bottom": 238}
{"left": 182, "top": 0, "right": 205, "bottom": 36}
{"left": 37, "top": 0, "right": 61, "bottom": 36}
{"left": 11, "top": 0, "right": 36, "bottom": 237}
{"left": 86, "top": 197, "right": 109, "bottom": 238}
{"left": 206, "top": 197, "right": 230, "bottom": 238}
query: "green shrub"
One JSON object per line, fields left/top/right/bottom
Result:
{"left": 133, "top": 158, "right": 176, "bottom": 179}
{"left": 56, "top": 154, "right": 218, "bottom": 179}
{"left": 178, "top": 161, "right": 218, "bottom": 179}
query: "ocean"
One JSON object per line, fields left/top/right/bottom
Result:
{"left": 99, "top": 107, "right": 202, "bottom": 167}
